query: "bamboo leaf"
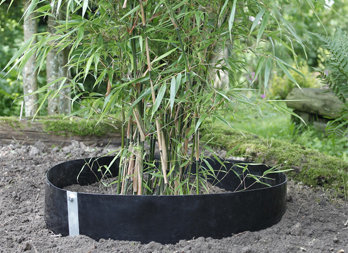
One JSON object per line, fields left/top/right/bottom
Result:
{"left": 194, "top": 114, "right": 207, "bottom": 133}
{"left": 249, "top": 9, "right": 265, "bottom": 35}
{"left": 82, "top": 0, "right": 88, "bottom": 17}
{"left": 3, "top": 39, "right": 33, "bottom": 71}
{"left": 84, "top": 54, "right": 94, "bottom": 80}
{"left": 94, "top": 69, "right": 107, "bottom": 88}
{"left": 276, "top": 61, "right": 300, "bottom": 88}
{"left": 215, "top": 89, "right": 232, "bottom": 103}
{"left": 228, "top": 0, "right": 237, "bottom": 41}
{"left": 132, "top": 87, "right": 151, "bottom": 108}
{"left": 120, "top": 5, "right": 140, "bottom": 21}
{"left": 254, "top": 57, "right": 265, "bottom": 84}
{"left": 94, "top": 52, "right": 100, "bottom": 74}
{"left": 23, "top": 0, "right": 39, "bottom": 21}
{"left": 151, "top": 48, "right": 177, "bottom": 64}
{"left": 176, "top": 73, "right": 182, "bottom": 93}
{"left": 116, "top": 76, "right": 150, "bottom": 90}
{"left": 219, "top": 0, "right": 229, "bottom": 21}
{"left": 35, "top": 4, "right": 51, "bottom": 13}
{"left": 214, "top": 114, "right": 233, "bottom": 129}
{"left": 56, "top": 0, "right": 63, "bottom": 15}
{"left": 170, "top": 77, "right": 176, "bottom": 111}
{"left": 152, "top": 83, "right": 167, "bottom": 116}
{"left": 264, "top": 59, "right": 272, "bottom": 90}
{"left": 257, "top": 13, "right": 269, "bottom": 44}
{"left": 73, "top": 26, "right": 85, "bottom": 50}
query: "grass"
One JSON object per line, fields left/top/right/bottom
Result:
{"left": 224, "top": 99, "right": 348, "bottom": 161}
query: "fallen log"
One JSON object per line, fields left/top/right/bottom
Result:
{"left": 0, "top": 117, "right": 122, "bottom": 146}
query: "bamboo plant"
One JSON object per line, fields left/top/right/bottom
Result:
{"left": 5, "top": 0, "right": 309, "bottom": 195}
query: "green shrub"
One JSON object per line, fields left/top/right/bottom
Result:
{"left": 269, "top": 64, "right": 321, "bottom": 99}
{"left": 0, "top": 71, "right": 22, "bottom": 116}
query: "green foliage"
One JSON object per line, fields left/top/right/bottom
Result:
{"left": 316, "top": 29, "right": 348, "bottom": 138}
{"left": 5, "top": 0, "right": 321, "bottom": 195}
{"left": 269, "top": 64, "right": 321, "bottom": 99}
{"left": 281, "top": 0, "right": 348, "bottom": 67}
{"left": 0, "top": 2, "right": 23, "bottom": 67}
{"left": 0, "top": 2, "right": 23, "bottom": 116}
{"left": 0, "top": 71, "right": 22, "bottom": 116}
{"left": 317, "top": 29, "right": 348, "bottom": 103}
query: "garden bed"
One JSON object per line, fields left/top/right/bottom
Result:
{"left": 0, "top": 141, "right": 347, "bottom": 252}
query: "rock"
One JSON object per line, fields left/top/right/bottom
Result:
{"left": 287, "top": 195, "right": 293, "bottom": 202}
{"left": 29, "top": 146, "right": 40, "bottom": 156}
{"left": 71, "top": 140, "right": 81, "bottom": 148}
{"left": 34, "top": 140, "right": 46, "bottom": 152}
{"left": 337, "top": 250, "right": 344, "bottom": 253}
{"left": 80, "top": 142, "right": 87, "bottom": 150}
{"left": 23, "top": 242, "right": 32, "bottom": 251}
{"left": 143, "top": 241, "right": 162, "bottom": 252}
{"left": 241, "top": 246, "right": 253, "bottom": 253}
{"left": 51, "top": 146, "right": 59, "bottom": 153}
{"left": 333, "top": 237, "right": 339, "bottom": 243}
{"left": 286, "top": 88, "right": 346, "bottom": 120}
{"left": 62, "top": 145, "right": 72, "bottom": 154}
{"left": 290, "top": 222, "right": 302, "bottom": 236}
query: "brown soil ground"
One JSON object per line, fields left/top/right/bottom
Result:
{"left": 0, "top": 140, "right": 347, "bottom": 253}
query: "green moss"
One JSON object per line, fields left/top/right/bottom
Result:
{"left": 0, "top": 116, "right": 24, "bottom": 129}
{"left": 39, "top": 117, "right": 121, "bottom": 137}
{"left": 0, "top": 116, "right": 122, "bottom": 137}
{"left": 203, "top": 125, "right": 348, "bottom": 198}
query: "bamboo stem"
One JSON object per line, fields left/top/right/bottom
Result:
{"left": 141, "top": 6, "right": 168, "bottom": 184}
{"left": 122, "top": 0, "right": 127, "bottom": 9}
{"left": 156, "top": 120, "right": 168, "bottom": 184}
{"left": 194, "top": 108, "right": 200, "bottom": 194}
{"left": 121, "top": 104, "right": 125, "bottom": 149}
{"left": 133, "top": 109, "right": 146, "bottom": 142}
{"left": 120, "top": 157, "right": 128, "bottom": 194}
{"left": 133, "top": 158, "right": 138, "bottom": 193}
{"left": 136, "top": 146, "right": 143, "bottom": 195}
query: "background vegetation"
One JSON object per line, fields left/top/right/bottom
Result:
{"left": 0, "top": 0, "right": 347, "bottom": 194}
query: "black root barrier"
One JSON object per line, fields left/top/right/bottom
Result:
{"left": 45, "top": 156, "right": 287, "bottom": 244}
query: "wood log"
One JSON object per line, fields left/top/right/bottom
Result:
{"left": 286, "top": 88, "right": 346, "bottom": 119}
{"left": 0, "top": 117, "right": 122, "bottom": 146}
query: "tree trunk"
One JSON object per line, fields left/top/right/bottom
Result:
{"left": 46, "top": 4, "right": 71, "bottom": 115}
{"left": 23, "top": 0, "right": 38, "bottom": 117}
{"left": 58, "top": 48, "right": 71, "bottom": 114}
{"left": 46, "top": 14, "right": 60, "bottom": 115}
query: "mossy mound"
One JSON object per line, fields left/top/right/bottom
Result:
{"left": 203, "top": 125, "right": 348, "bottom": 198}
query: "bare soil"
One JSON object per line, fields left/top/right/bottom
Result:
{"left": 0, "top": 140, "right": 347, "bottom": 253}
